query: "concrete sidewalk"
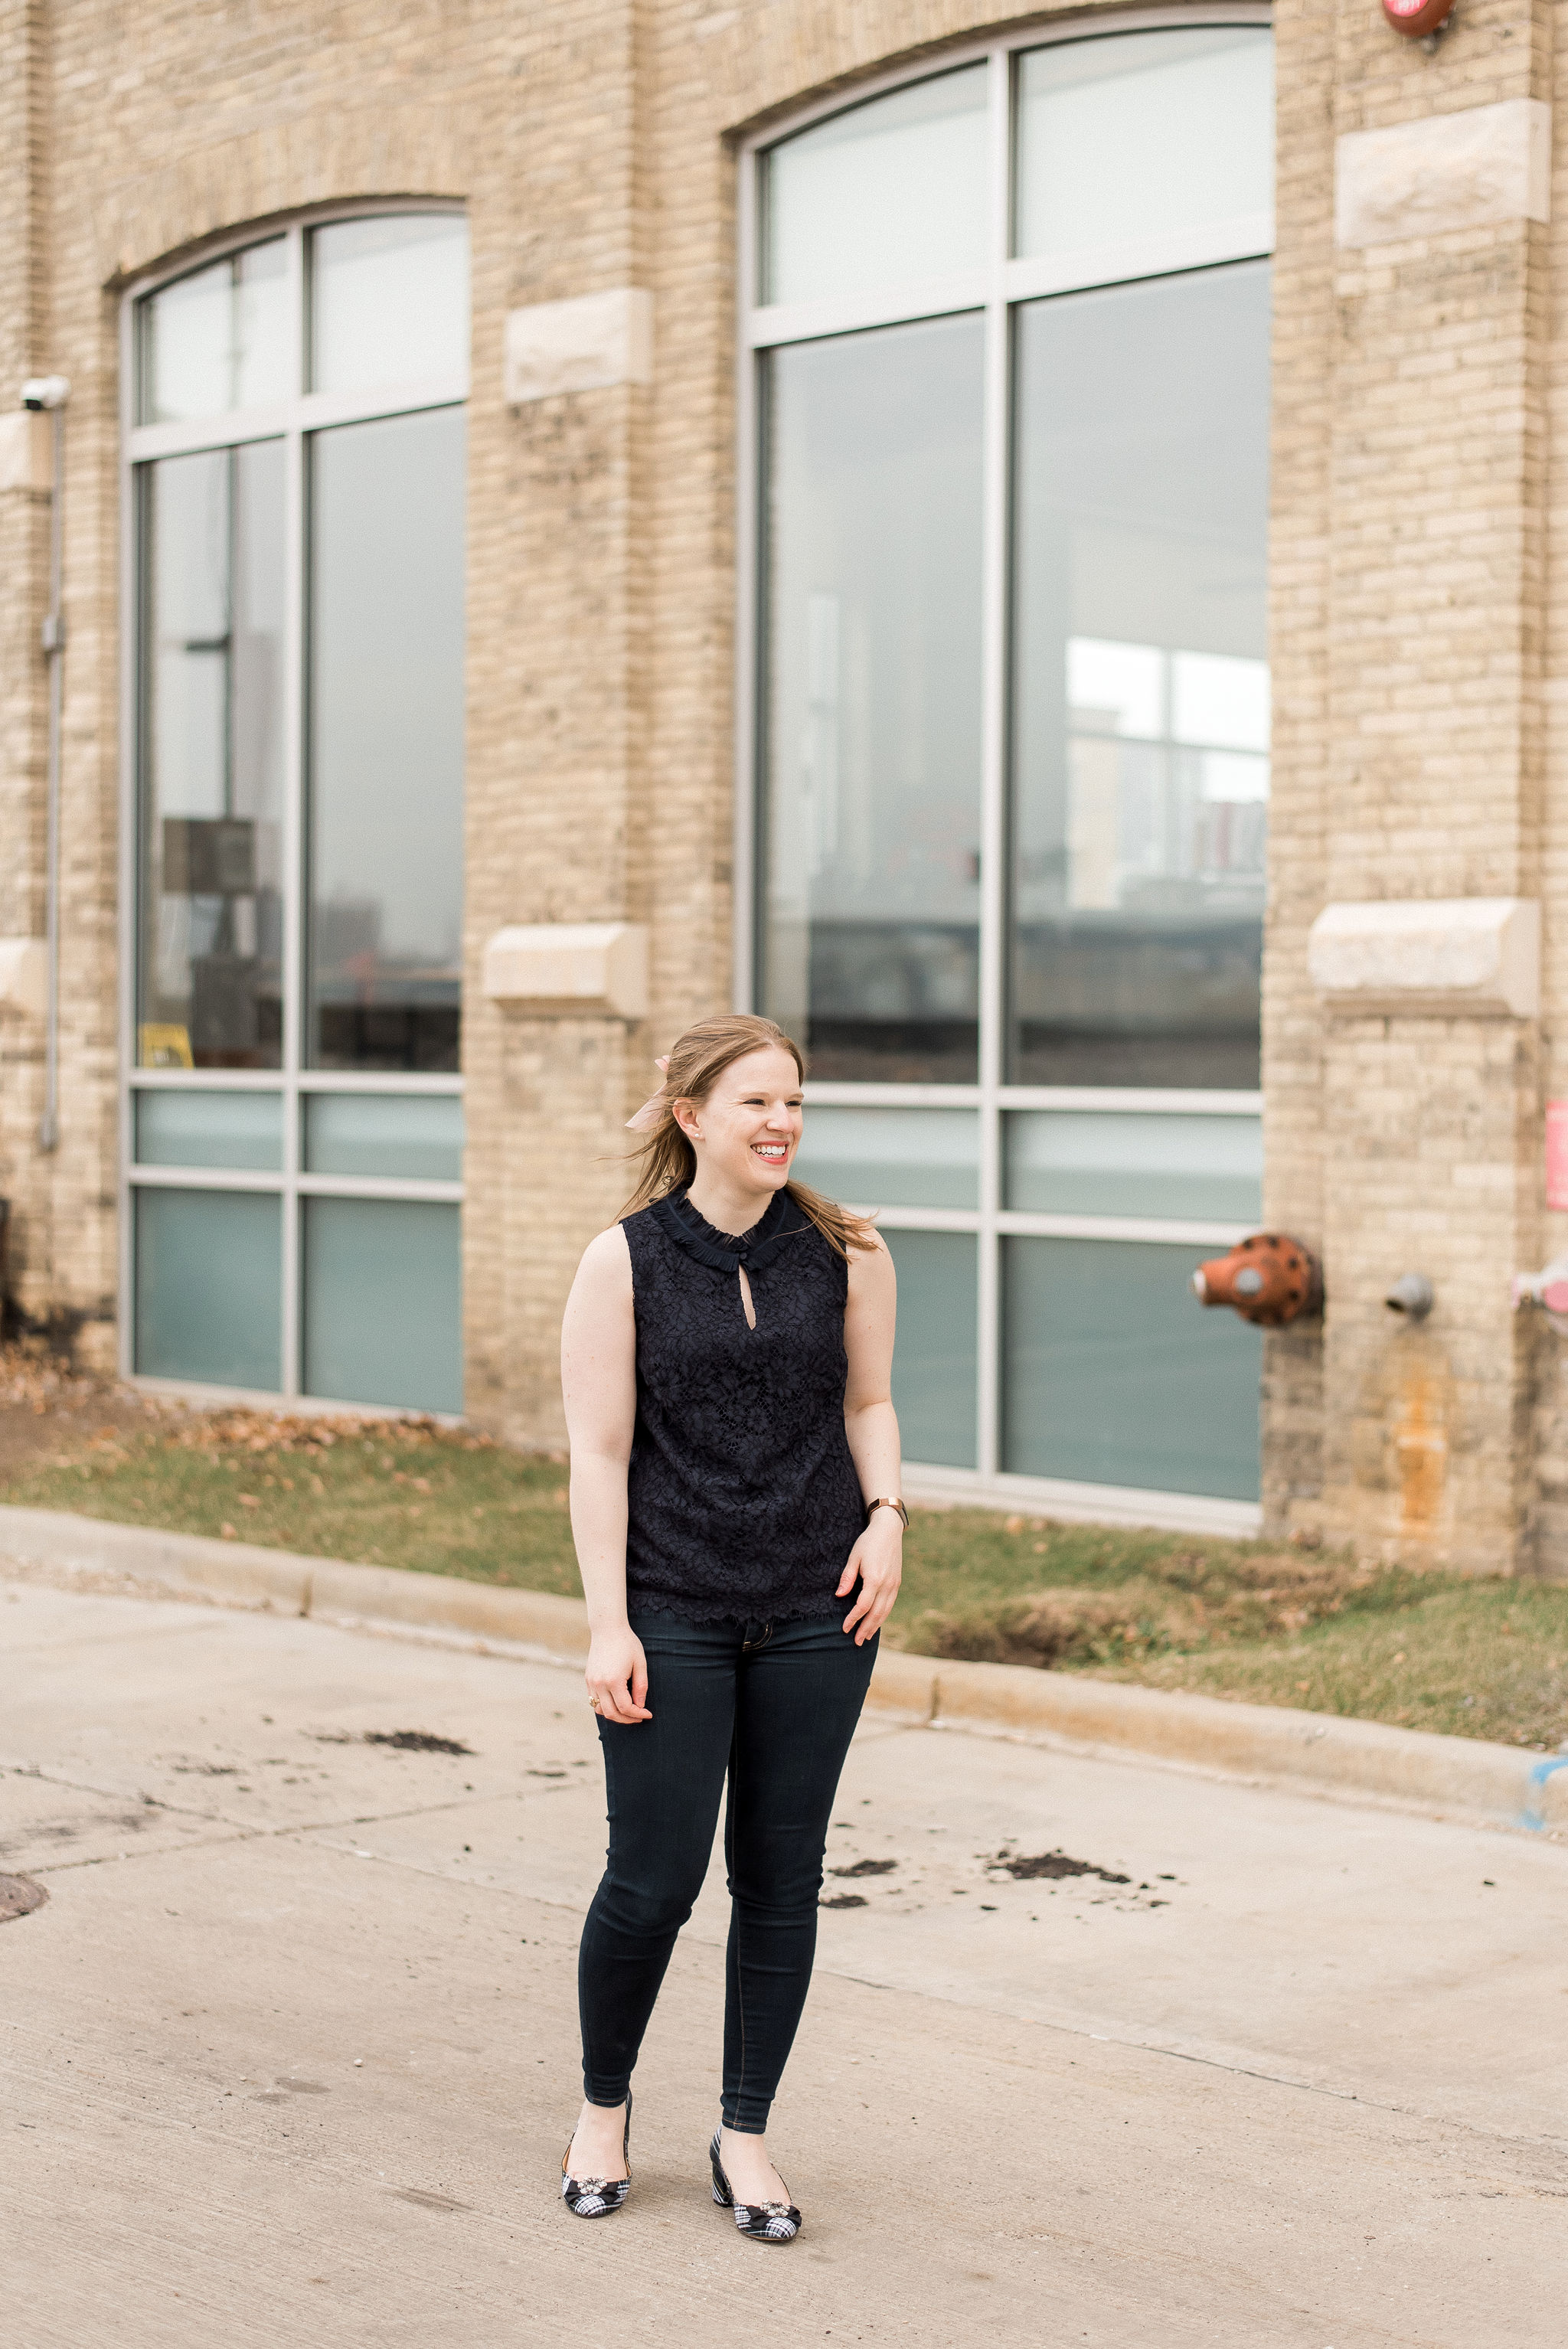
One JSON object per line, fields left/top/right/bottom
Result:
{"left": 5, "top": 1501, "right": 1563, "bottom": 1834}
{"left": 3, "top": 1572, "right": 1566, "bottom": 2348}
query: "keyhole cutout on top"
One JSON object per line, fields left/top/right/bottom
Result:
{"left": 737, "top": 1264, "right": 757, "bottom": 1331}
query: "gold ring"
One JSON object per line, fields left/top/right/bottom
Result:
{"left": 590, "top": 1697, "right": 601, "bottom": 1712}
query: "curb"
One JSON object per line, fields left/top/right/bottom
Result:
{"left": 3, "top": 1504, "right": 1563, "bottom": 1836}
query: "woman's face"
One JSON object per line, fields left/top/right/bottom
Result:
{"left": 676, "top": 1046, "right": 804, "bottom": 1197}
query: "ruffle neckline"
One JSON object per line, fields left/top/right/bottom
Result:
{"left": 648, "top": 1185, "right": 811, "bottom": 1273}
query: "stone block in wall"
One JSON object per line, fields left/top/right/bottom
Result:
{"left": 482, "top": 922, "right": 649, "bottom": 1018}
{"left": 0, "top": 413, "right": 52, "bottom": 493}
{"left": 503, "top": 289, "right": 654, "bottom": 403}
{"left": 1307, "top": 899, "right": 1540, "bottom": 1020}
{"left": 0, "top": 937, "right": 45, "bottom": 1018}
{"left": 1335, "top": 100, "right": 1550, "bottom": 249}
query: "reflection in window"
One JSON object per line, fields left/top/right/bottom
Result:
{"left": 1011, "top": 263, "right": 1272, "bottom": 1087}
{"left": 760, "top": 315, "right": 984, "bottom": 1080}
{"left": 763, "top": 67, "right": 989, "bottom": 309}
{"left": 137, "top": 240, "right": 290, "bottom": 426}
{"left": 309, "top": 407, "right": 466, "bottom": 1070}
{"left": 136, "top": 441, "right": 285, "bottom": 1067}
{"left": 1061, "top": 638, "right": 1269, "bottom": 913}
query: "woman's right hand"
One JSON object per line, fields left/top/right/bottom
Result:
{"left": 586, "top": 1625, "right": 652, "bottom": 1725}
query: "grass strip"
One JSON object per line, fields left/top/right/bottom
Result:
{"left": 3, "top": 1406, "right": 1566, "bottom": 1752}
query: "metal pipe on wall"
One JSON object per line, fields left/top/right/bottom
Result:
{"left": 22, "top": 375, "right": 70, "bottom": 1153}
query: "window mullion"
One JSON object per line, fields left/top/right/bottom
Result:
{"left": 975, "top": 44, "right": 1011, "bottom": 1482}
{"left": 280, "top": 224, "right": 306, "bottom": 1398}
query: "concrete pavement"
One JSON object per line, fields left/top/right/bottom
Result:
{"left": 5, "top": 1503, "right": 1563, "bottom": 1832}
{"left": 3, "top": 1569, "right": 1566, "bottom": 2347}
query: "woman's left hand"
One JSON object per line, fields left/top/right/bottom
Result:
{"left": 837, "top": 1512, "right": 903, "bottom": 1645}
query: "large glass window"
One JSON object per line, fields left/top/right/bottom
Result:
{"left": 1011, "top": 263, "right": 1271, "bottom": 1086}
{"left": 136, "top": 439, "right": 286, "bottom": 1068}
{"left": 761, "top": 315, "right": 984, "bottom": 1079}
{"left": 126, "top": 211, "right": 469, "bottom": 1406}
{"left": 750, "top": 28, "right": 1272, "bottom": 1520}
{"left": 309, "top": 407, "right": 466, "bottom": 1069}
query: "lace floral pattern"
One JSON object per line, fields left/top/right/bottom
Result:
{"left": 621, "top": 1189, "right": 866, "bottom": 1625}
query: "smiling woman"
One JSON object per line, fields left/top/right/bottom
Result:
{"left": 555, "top": 1011, "right": 903, "bottom": 2240}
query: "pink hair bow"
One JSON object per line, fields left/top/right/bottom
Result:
{"left": 626, "top": 1055, "right": 671, "bottom": 1133}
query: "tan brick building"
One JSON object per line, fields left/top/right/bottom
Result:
{"left": 2, "top": 0, "right": 1563, "bottom": 1575}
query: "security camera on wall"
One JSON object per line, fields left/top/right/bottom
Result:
{"left": 20, "top": 376, "right": 69, "bottom": 411}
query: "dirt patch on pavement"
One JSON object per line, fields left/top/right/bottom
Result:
{"left": 988, "top": 1849, "right": 1132, "bottom": 1885}
{"left": 362, "top": 1730, "right": 474, "bottom": 1756}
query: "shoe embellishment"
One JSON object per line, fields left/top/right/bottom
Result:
{"left": 708, "top": 2128, "right": 802, "bottom": 2243}
{"left": 561, "top": 2092, "right": 632, "bottom": 2219}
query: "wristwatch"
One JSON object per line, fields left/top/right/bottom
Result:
{"left": 865, "top": 1497, "right": 909, "bottom": 1531}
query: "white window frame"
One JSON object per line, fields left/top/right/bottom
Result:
{"left": 735, "top": 11, "right": 1272, "bottom": 1534}
{"left": 117, "top": 200, "right": 469, "bottom": 1408}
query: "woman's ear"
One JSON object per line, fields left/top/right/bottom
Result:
{"left": 671, "top": 1097, "right": 702, "bottom": 1145}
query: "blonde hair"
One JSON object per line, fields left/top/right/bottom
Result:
{"left": 620, "top": 1013, "right": 878, "bottom": 1259}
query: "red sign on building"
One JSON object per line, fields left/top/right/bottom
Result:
{"left": 1547, "top": 1101, "right": 1568, "bottom": 1211}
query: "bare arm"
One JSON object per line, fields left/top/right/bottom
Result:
{"left": 560, "top": 1224, "right": 650, "bottom": 1723}
{"left": 836, "top": 1232, "right": 903, "bottom": 1644}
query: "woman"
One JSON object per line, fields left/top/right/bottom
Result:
{"left": 557, "top": 1012, "right": 903, "bottom": 2243}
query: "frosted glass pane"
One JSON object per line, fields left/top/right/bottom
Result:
{"left": 884, "top": 1230, "right": 975, "bottom": 1469}
{"left": 305, "top": 1093, "right": 463, "bottom": 1181}
{"left": 1016, "top": 29, "right": 1273, "bottom": 263}
{"left": 760, "top": 315, "right": 984, "bottom": 1080}
{"left": 137, "top": 440, "right": 286, "bottom": 1069}
{"left": 1003, "top": 1237, "right": 1259, "bottom": 1500}
{"left": 134, "top": 1188, "right": 281, "bottom": 1390}
{"left": 1005, "top": 1113, "right": 1260, "bottom": 1221}
{"left": 309, "top": 407, "right": 466, "bottom": 1070}
{"left": 303, "top": 1198, "right": 462, "bottom": 1414}
{"left": 764, "top": 67, "right": 988, "bottom": 306}
{"left": 792, "top": 1108, "right": 978, "bottom": 1209}
{"left": 136, "top": 1091, "right": 282, "bottom": 1171}
{"left": 311, "top": 215, "right": 469, "bottom": 395}
{"left": 139, "top": 240, "right": 290, "bottom": 423}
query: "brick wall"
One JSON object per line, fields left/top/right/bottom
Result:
{"left": 0, "top": 0, "right": 1138, "bottom": 1441}
{"left": 1263, "top": 0, "right": 1561, "bottom": 1574}
{"left": 6, "top": 0, "right": 1564, "bottom": 1567}
{"left": 0, "top": 3, "right": 52, "bottom": 1330}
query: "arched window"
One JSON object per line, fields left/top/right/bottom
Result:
{"left": 123, "top": 209, "right": 469, "bottom": 1410}
{"left": 743, "top": 23, "right": 1272, "bottom": 1518}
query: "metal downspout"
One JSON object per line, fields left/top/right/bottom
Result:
{"left": 27, "top": 381, "right": 68, "bottom": 1152}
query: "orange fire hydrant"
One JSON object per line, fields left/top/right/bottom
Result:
{"left": 1191, "top": 1233, "right": 1323, "bottom": 1328}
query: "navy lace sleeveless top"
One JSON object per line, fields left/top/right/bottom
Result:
{"left": 620, "top": 1186, "right": 867, "bottom": 1623}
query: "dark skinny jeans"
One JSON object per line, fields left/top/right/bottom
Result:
{"left": 578, "top": 1608, "right": 877, "bottom": 2134}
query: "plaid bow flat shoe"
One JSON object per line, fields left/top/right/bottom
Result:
{"left": 708, "top": 2127, "right": 801, "bottom": 2243}
{"left": 560, "top": 2092, "right": 632, "bottom": 2218}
